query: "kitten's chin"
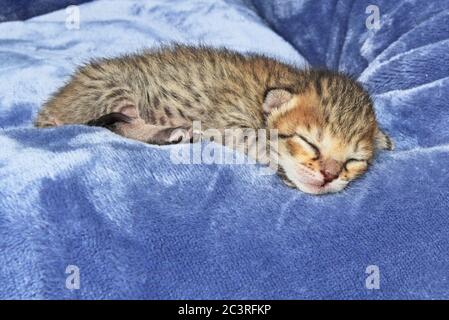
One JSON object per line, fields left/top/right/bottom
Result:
{"left": 286, "top": 177, "right": 347, "bottom": 195}
{"left": 300, "top": 181, "right": 346, "bottom": 195}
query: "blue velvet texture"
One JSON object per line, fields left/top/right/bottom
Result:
{"left": 0, "top": 0, "right": 93, "bottom": 22}
{"left": 0, "top": 0, "right": 448, "bottom": 299}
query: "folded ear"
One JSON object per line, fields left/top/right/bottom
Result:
{"left": 263, "top": 88, "right": 293, "bottom": 114}
{"left": 375, "top": 128, "right": 394, "bottom": 150}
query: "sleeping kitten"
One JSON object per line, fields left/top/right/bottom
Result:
{"left": 35, "top": 45, "right": 393, "bottom": 194}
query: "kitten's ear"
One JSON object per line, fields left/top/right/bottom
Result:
{"left": 263, "top": 88, "right": 293, "bottom": 114}
{"left": 375, "top": 128, "right": 394, "bottom": 150}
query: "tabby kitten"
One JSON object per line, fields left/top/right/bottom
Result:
{"left": 35, "top": 45, "right": 393, "bottom": 194}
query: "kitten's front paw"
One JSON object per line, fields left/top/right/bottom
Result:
{"left": 153, "top": 126, "right": 194, "bottom": 145}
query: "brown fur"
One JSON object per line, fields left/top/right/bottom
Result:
{"left": 36, "top": 45, "right": 297, "bottom": 129}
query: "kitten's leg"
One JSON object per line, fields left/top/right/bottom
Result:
{"left": 87, "top": 112, "right": 193, "bottom": 145}
{"left": 100, "top": 104, "right": 192, "bottom": 145}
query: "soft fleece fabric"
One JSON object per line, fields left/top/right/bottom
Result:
{"left": 0, "top": 0, "right": 448, "bottom": 299}
{"left": 0, "top": 0, "right": 92, "bottom": 22}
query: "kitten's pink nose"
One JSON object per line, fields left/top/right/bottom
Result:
{"left": 321, "top": 170, "right": 338, "bottom": 183}
{"left": 320, "top": 159, "right": 341, "bottom": 183}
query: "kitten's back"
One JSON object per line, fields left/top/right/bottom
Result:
{"left": 35, "top": 45, "right": 300, "bottom": 129}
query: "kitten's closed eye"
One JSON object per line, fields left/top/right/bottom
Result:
{"left": 344, "top": 158, "right": 367, "bottom": 167}
{"left": 279, "top": 133, "right": 320, "bottom": 159}
{"left": 343, "top": 158, "right": 368, "bottom": 171}
{"left": 297, "top": 135, "right": 320, "bottom": 160}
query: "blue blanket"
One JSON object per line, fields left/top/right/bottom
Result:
{"left": 0, "top": 0, "right": 448, "bottom": 299}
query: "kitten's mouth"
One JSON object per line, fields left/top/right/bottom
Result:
{"left": 278, "top": 164, "right": 340, "bottom": 194}
{"left": 320, "top": 181, "right": 331, "bottom": 188}
{"left": 279, "top": 169, "right": 327, "bottom": 194}
{"left": 304, "top": 180, "right": 327, "bottom": 188}
{"left": 299, "top": 179, "right": 348, "bottom": 195}
{"left": 278, "top": 159, "right": 347, "bottom": 194}
{"left": 302, "top": 182, "right": 329, "bottom": 194}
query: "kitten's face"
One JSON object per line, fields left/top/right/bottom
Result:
{"left": 264, "top": 72, "right": 393, "bottom": 194}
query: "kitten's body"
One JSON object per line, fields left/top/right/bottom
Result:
{"left": 36, "top": 45, "right": 393, "bottom": 194}
{"left": 36, "top": 46, "right": 295, "bottom": 130}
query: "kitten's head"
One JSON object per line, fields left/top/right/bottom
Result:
{"left": 264, "top": 70, "right": 393, "bottom": 194}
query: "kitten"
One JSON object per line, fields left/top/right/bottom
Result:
{"left": 35, "top": 45, "right": 393, "bottom": 194}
